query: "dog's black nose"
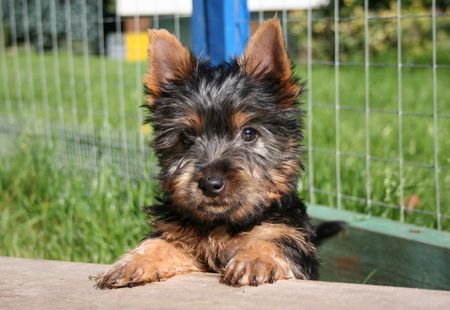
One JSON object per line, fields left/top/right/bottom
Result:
{"left": 198, "top": 175, "right": 225, "bottom": 197}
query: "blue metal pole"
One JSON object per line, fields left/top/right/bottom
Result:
{"left": 191, "top": 0, "right": 208, "bottom": 58}
{"left": 192, "top": 0, "right": 249, "bottom": 65}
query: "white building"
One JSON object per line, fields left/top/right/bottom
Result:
{"left": 117, "top": 0, "right": 329, "bottom": 16}
{"left": 111, "top": 0, "right": 329, "bottom": 61}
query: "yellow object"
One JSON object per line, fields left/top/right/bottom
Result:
{"left": 125, "top": 32, "right": 148, "bottom": 62}
{"left": 141, "top": 123, "right": 153, "bottom": 136}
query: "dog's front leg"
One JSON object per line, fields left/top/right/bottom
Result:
{"left": 221, "top": 223, "right": 317, "bottom": 286}
{"left": 96, "top": 238, "right": 201, "bottom": 289}
{"left": 221, "top": 239, "right": 294, "bottom": 286}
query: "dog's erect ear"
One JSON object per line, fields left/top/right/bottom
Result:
{"left": 241, "top": 18, "right": 300, "bottom": 108}
{"left": 145, "top": 29, "right": 193, "bottom": 99}
{"left": 241, "top": 17, "right": 291, "bottom": 80}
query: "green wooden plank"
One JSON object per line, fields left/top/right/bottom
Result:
{"left": 309, "top": 205, "right": 450, "bottom": 248}
{"left": 309, "top": 205, "right": 450, "bottom": 290}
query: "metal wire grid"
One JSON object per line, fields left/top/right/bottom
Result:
{"left": 0, "top": 0, "right": 155, "bottom": 181}
{"left": 0, "top": 1, "right": 448, "bottom": 230}
{"left": 273, "top": 1, "right": 447, "bottom": 230}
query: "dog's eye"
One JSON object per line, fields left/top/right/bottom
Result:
{"left": 180, "top": 131, "right": 194, "bottom": 149}
{"left": 241, "top": 127, "right": 258, "bottom": 142}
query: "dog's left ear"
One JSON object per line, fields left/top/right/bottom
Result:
{"left": 241, "top": 17, "right": 292, "bottom": 81}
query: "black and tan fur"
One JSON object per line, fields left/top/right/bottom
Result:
{"left": 96, "top": 18, "right": 338, "bottom": 289}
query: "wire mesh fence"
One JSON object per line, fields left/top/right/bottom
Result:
{"left": 0, "top": 0, "right": 449, "bottom": 231}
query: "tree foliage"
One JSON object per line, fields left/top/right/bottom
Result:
{"left": 288, "top": 0, "right": 450, "bottom": 63}
{"left": 1, "top": 0, "right": 105, "bottom": 53}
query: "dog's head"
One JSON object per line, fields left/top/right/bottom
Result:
{"left": 144, "top": 18, "right": 303, "bottom": 227}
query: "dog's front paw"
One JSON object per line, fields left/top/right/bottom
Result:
{"left": 95, "top": 256, "right": 172, "bottom": 289}
{"left": 221, "top": 253, "right": 293, "bottom": 287}
{"left": 95, "top": 238, "right": 201, "bottom": 289}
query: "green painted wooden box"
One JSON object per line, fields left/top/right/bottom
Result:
{"left": 309, "top": 205, "right": 450, "bottom": 290}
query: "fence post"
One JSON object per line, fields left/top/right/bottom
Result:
{"left": 191, "top": 0, "right": 249, "bottom": 64}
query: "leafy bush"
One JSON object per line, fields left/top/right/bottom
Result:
{"left": 1, "top": 0, "right": 103, "bottom": 53}
{"left": 288, "top": 0, "right": 450, "bottom": 63}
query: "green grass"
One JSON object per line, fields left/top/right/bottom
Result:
{"left": 1, "top": 50, "right": 147, "bottom": 131}
{"left": 0, "top": 51, "right": 449, "bottom": 264}
{"left": 297, "top": 63, "right": 450, "bottom": 230}
{"left": 0, "top": 137, "right": 156, "bottom": 263}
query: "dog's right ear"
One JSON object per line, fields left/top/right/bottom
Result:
{"left": 145, "top": 29, "right": 193, "bottom": 101}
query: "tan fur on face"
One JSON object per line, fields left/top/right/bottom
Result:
{"left": 168, "top": 161, "right": 272, "bottom": 224}
{"left": 231, "top": 111, "right": 253, "bottom": 130}
{"left": 184, "top": 111, "right": 203, "bottom": 133}
{"left": 167, "top": 162, "right": 195, "bottom": 199}
{"left": 267, "top": 158, "right": 299, "bottom": 194}
{"left": 169, "top": 164, "right": 294, "bottom": 225}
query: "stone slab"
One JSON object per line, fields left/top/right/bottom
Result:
{"left": 0, "top": 256, "right": 449, "bottom": 309}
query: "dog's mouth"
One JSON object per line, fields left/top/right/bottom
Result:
{"left": 200, "top": 196, "right": 233, "bottom": 211}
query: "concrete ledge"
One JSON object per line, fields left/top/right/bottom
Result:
{"left": 0, "top": 256, "right": 449, "bottom": 309}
